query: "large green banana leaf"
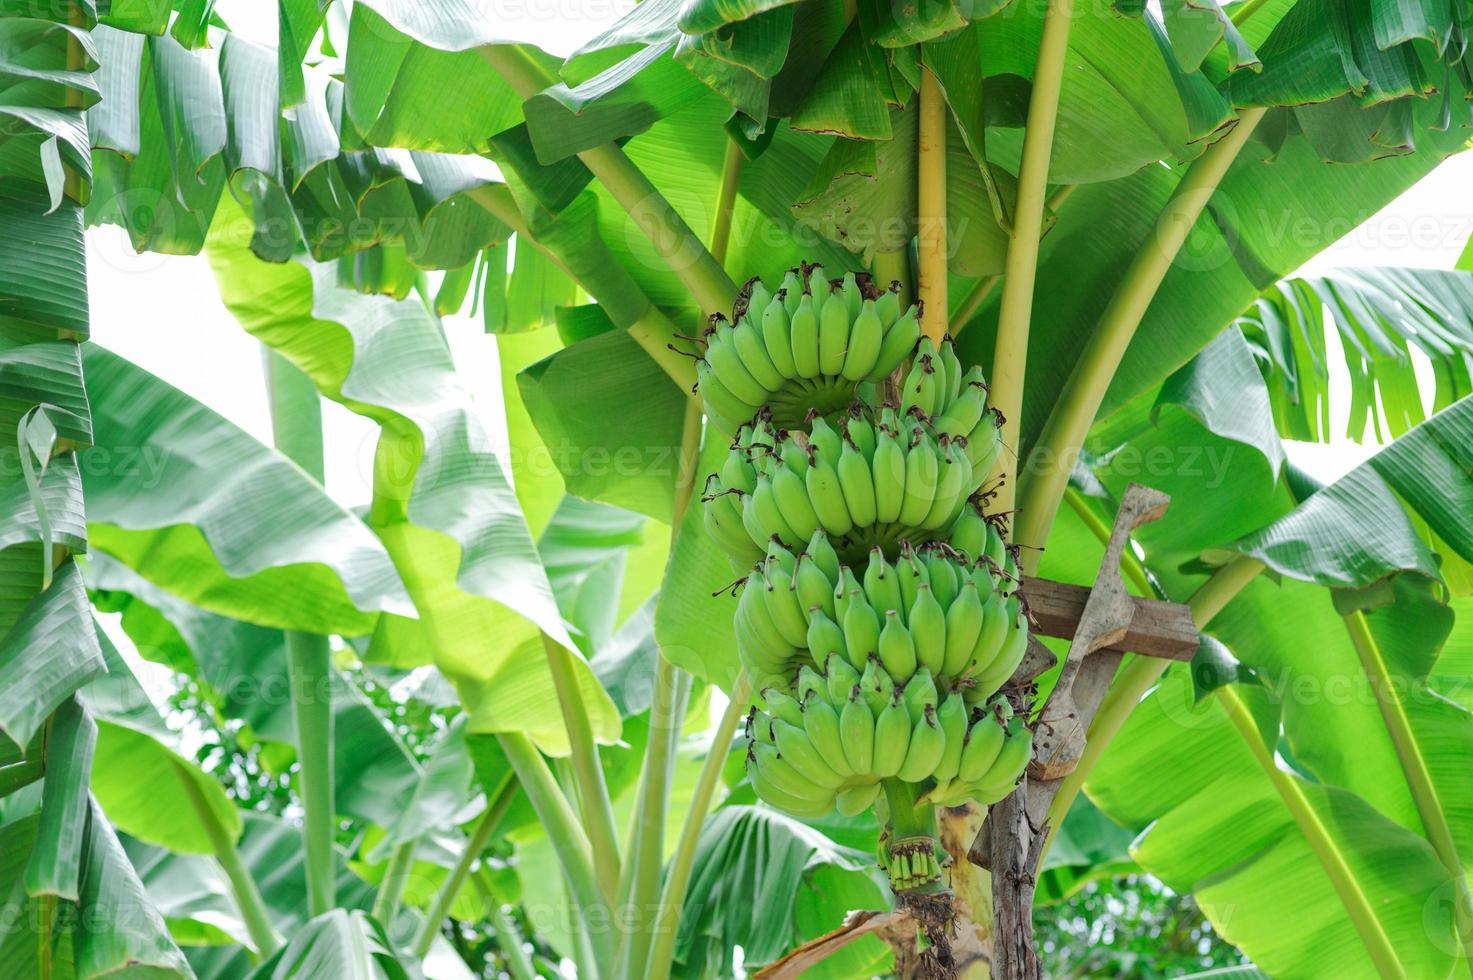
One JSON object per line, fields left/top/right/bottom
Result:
{"left": 670, "top": 805, "right": 890, "bottom": 979}
{"left": 82, "top": 346, "right": 412, "bottom": 635}
{"left": 1089, "top": 668, "right": 1457, "bottom": 979}
{"left": 1076, "top": 330, "right": 1473, "bottom": 975}
{"left": 205, "top": 207, "right": 618, "bottom": 750}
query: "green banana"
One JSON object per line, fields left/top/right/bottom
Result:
{"left": 859, "top": 656, "right": 890, "bottom": 714}
{"left": 796, "top": 665, "right": 825, "bottom": 703}
{"left": 923, "top": 438, "right": 971, "bottom": 530}
{"left": 874, "top": 285, "right": 900, "bottom": 328}
{"left": 835, "top": 781, "right": 881, "bottom": 817}
{"left": 720, "top": 445, "right": 758, "bottom": 493}
{"left": 747, "top": 277, "right": 773, "bottom": 315}
{"left": 923, "top": 548, "right": 959, "bottom": 609}
{"left": 759, "top": 559, "right": 810, "bottom": 647}
{"left": 972, "top": 603, "right": 1028, "bottom": 695}
{"left": 760, "top": 297, "right": 797, "bottom": 378}
{"left": 806, "top": 607, "right": 848, "bottom": 665}
{"left": 897, "top": 705, "right": 946, "bottom": 782}
{"left": 795, "top": 554, "right": 836, "bottom": 620}
{"left": 957, "top": 714, "right": 1007, "bottom": 783}
{"left": 749, "top": 743, "right": 834, "bottom": 806}
{"left": 878, "top": 609, "right": 918, "bottom": 682}
{"left": 871, "top": 691, "right": 912, "bottom": 778}
{"left": 765, "top": 536, "right": 798, "bottom": 582}
{"left": 948, "top": 507, "right": 987, "bottom": 562}
{"left": 968, "top": 591, "right": 1010, "bottom": 675}
{"left": 732, "top": 317, "right": 784, "bottom": 392}
{"left": 825, "top": 653, "right": 860, "bottom": 705}
{"left": 973, "top": 717, "right": 1032, "bottom": 800}
{"left": 842, "top": 597, "right": 881, "bottom": 670}
{"left": 764, "top": 688, "right": 805, "bottom": 728}
{"left": 942, "top": 579, "right": 985, "bottom": 677}
{"left": 840, "top": 272, "right": 862, "bottom": 320}
{"left": 807, "top": 529, "right": 841, "bottom": 582}
{"left": 706, "top": 329, "right": 771, "bottom": 407}
{"left": 896, "top": 545, "right": 929, "bottom": 616}
{"left": 845, "top": 412, "right": 876, "bottom": 461}
{"left": 808, "top": 415, "right": 843, "bottom": 460}
{"left": 772, "top": 464, "right": 821, "bottom": 542}
{"left": 803, "top": 695, "right": 853, "bottom": 776}
{"left": 818, "top": 285, "right": 850, "bottom": 375}
{"left": 901, "top": 347, "right": 939, "bottom": 419}
{"left": 752, "top": 473, "right": 799, "bottom": 545}
{"left": 871, "top": 426, "right": 907, "bottom": 524}
{"left": 940, "top": 339, "right": 963, "bottom": 403}
{"left": 772, "top": 718, "right": 846, "bottom": 789}
{"left": 697, "top": 360, "right": 758, "bottom": 429}
{"left": 705, "top": 493, "right": 762, "bottom": 566}
{"left": 806, "top": 452, "right": 854, "bottom": 537}
{"left": 779, "top": 270, "right": 803, "bottom": 313}
{"left": 840, "top": 686, "right": 875, "bottom": 774}
{"left": 874, "top": 305, "right": 920, "bottom": 376}
{"left": 909, "top": 583, "right": 948, "bottom": 676}
{"left": 789, "top": 294, "right": 820, "bottom": 378}
{"left": 842, "top": 299, "right": 884, "bottom": 380}
{"left": 837, "top": 439, "right": 878, "bottom": 527}
{"left": 738, "top": 577, "right": 791, "bottom": 654}
{"left": 902, "top": 667, "right": 938, "bottom": 717}
{"left": 862, "top": 548, "right": 903, "bottom": 616}
{"left": 932, "top": 385, "right": 984, "bottom": 440}
{"left": 899, "top": 426, "right": 940, "bottom": 526}
{"left": 932, "top": 694, "right": 968, "bottom": 782}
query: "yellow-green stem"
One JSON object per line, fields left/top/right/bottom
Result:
{"left": 1216, "top": 684, "right": 1408, "bottom": 978}
{"left": 1043, "top": 555, "right": 1264, "bottom": 852}
{"left": 917, "top": 66, "right": 948, "bottom": 345}
{"left": 498, "top": 732, "right": 614, "bottom": 972}
{"left": 643, "top": 671, "right": 753, "bottom": 980}
{"left": 1343, "top": 610, "right": 1473, "bottom": 972}
{"left": 411, "top": 774, "right": 519, "bottom": 959}
{"left": 618, "top": 659, "right": 691, "bottom": 979}
{"left": 1013, "top": 107, "right": 1268, "bottom": 567}
{"left": 172, "top": 761, "right": 280, "bottom": 957}
{"left": 542, "top": 631, "right": 622, "bottom": 903}
{"left": 618, "top": 398, "right": 704, "bottom": 979}
{"left": 371, "top": 839, "right": 416, "bottom": 929}
{"left": 262, "top": 351, "right": 336, "bottom": 918}
{"left": 711, "top": 138, "right": 744, "bottom": 269}
{"left": 478, "top": 45, "right": 738, "bottom": 318}
{"left": 988, "top": 0, "right": 1076, "bottom": 520}
{"left": 473, "top": 871, "right": 539, "bottom": 980}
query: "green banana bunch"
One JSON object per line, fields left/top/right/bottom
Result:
{"left": 704, "top": 410, "right": 983, "bottom": 562}
{"left": 734, "top": 532, "right": 1024, "bottom": 684}
{"left": 697, "top": 266, "right": 922, "bottom": 431}
{"left": 923, "top": 699, "right": 1034, "bottom": 807}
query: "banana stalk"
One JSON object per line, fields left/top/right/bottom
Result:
{"left": 917, "top": 68, "right": 948, "bottom": 346}
{"left": 1013, "top": 107, "right": 1269, "bottom": 566}
{"left": 988, "top": 0, "right": 1077, "bottom": 518}
{"left": 478, "top": 44, "right": 738, "bottom": 318}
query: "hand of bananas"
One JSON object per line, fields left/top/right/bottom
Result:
{"left": 697, "top": 264, "right": 922, "bottom": 431}
{"left": 743, "top": 665, "right": 1032, "bottom": 817}
{"left": 733, "top": 523, "right": 1028, "bottom": 696}
{"left": 702, "top": 374, "right": 1002, "bottom": 568}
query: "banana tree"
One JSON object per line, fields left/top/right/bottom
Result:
{"left": 5, "top": 0, "right": 1473, "bottom": 977}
